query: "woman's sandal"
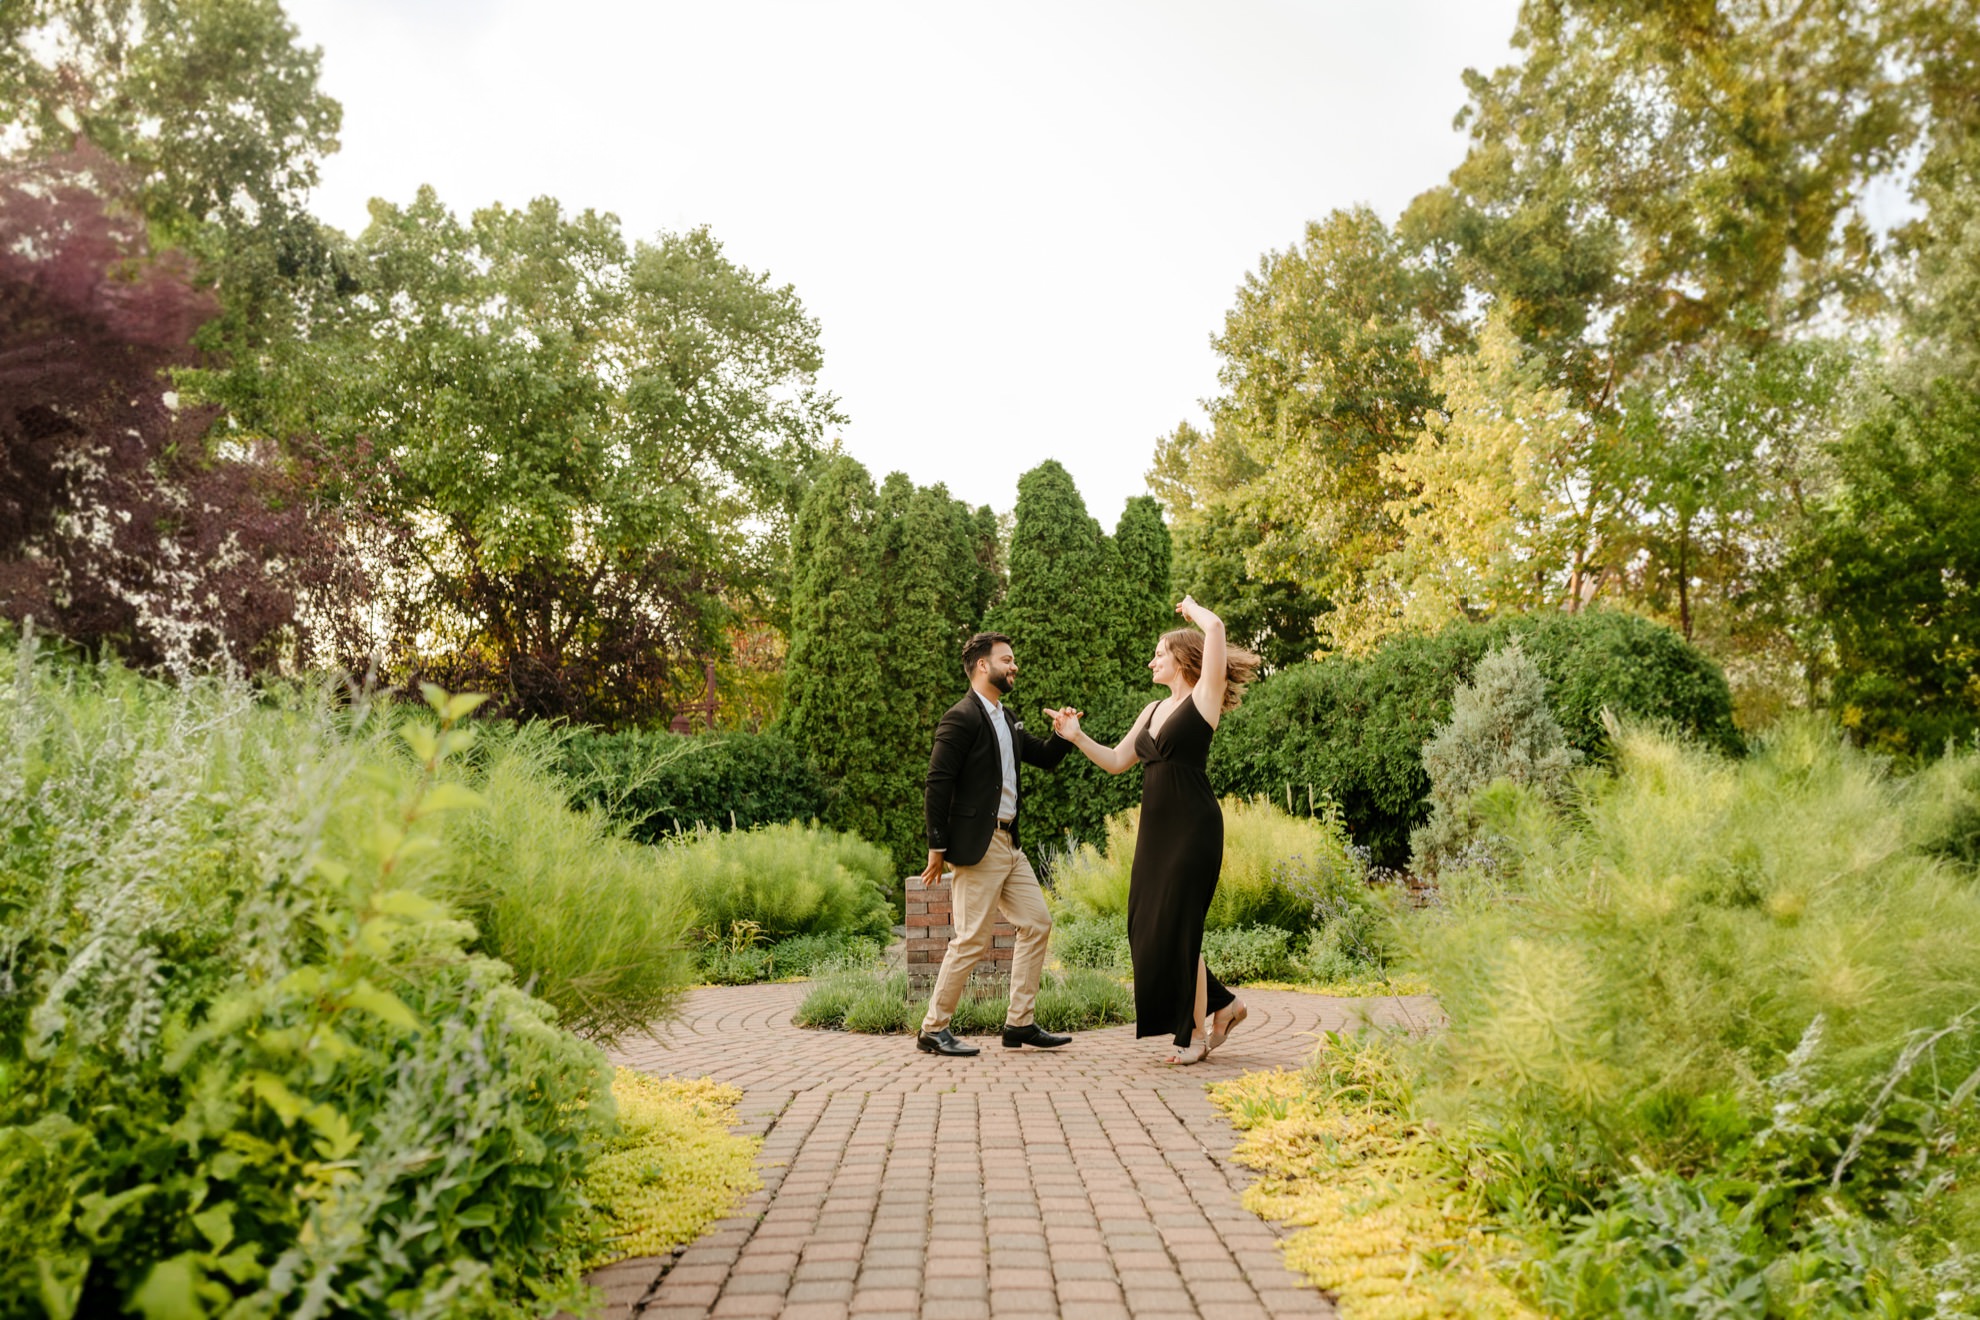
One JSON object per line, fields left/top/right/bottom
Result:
{"left": 1167, "top": 1039, "right": 1208, "bottom": 1066}
{"left": 1205, "top": 1001, "right": 1248, "bottom": 1056}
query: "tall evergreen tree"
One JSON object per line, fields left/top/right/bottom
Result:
{"left": 780, "top": 456, "right": 893, "bottom": 848}
{"left": 1112, "top": 495, "right": 1175, "bottom": 681}
{"left": 873, "top": 473, "right": 990, "bottom": 864}
{"left": 783, "top": 462, "right": 998, "bottom": 867}
{"left": 987, "top": 461, "right": 1139, "bottom": 850}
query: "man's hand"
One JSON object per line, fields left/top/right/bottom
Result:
{"left": 1044, "top": 706, "right": 1083, "bottom": 740}
{"left": 918, "top": 850, "right": 948, "bottom": 887}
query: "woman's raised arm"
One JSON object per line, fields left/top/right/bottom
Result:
{"left": 1177, "top": 596, "right": 1228, "bottom": 728}
{"left": 1046, "top": 701, "right": 1154, "bottom": 775}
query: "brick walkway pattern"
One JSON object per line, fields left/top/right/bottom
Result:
{"left": 584, "top": 983, "right": 1440, "bottom": 1320}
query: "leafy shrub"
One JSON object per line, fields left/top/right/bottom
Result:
{"left": 1411, "top": 639, "right": 1581, "bottom": 875}
{"left": 1050, "top": 797, "right": 1363, "bottom": 933}
{"left": 1534, "top": 1169, "right": 1936, "bottom": 1319}
{"left": 793, "top": 968, "right": 1132, "bottom": 1034}
{"left": 694, "top": 921, "right": 774, "bottom": 986}
{"left": 1408, "top": 717, "right": 1980, "bottom": 1303}
{"left": 1210, "top": 609, "right": 1741, "bottom": 866}
{"left": 766, "top": 932, "right": 884, "bottom": 980}
{"left": 1051, "top": 913, "right": 1132, "bottom": 971}
{"left": 436, "top": 726, "right": 696, "bottom": 1041}
{"left": 668, "top": 821, "right": 895, "bottom": 944}
{"left": 1293, "top": 920, "right": 1389, "bottom": 985}
{"left": 559, "top": 726, "right": 827, "bottom": 841}
{"left": 0, "top": 642, "right": 616, "bottom": 1319}
{"left": 1200, "top": 925, "right": 1296, "bottom": 982}
{"left": 691, "top": 927, "right": 884, "bottom": 985}
{"left": 576, "top": 1071, "right": 760, "bottom": 1269}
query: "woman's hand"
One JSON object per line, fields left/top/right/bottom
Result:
{"left": 1044, "top": 706, "right": 1083, "bottom": 740}
{"left": 1176, "top": 594, "right": 1221, "bottom": 632}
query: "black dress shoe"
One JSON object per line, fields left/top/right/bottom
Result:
{"left": 916, "top": 1028, "right": 980, "bottom": 1057}
{"left": 1001, "top": 1023, "right": 1071, "bottom": 1050}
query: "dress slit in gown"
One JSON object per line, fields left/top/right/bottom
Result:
{"left": 1127, "top": 697, "right": 1235, "bottom": 1048}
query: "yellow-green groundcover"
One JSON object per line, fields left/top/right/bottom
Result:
{"left": 581, "top": 1071, "right": 761, "bottom": 1269}
{"left": 1210, "top": 1047, "right": 1533, "bottom": 1320}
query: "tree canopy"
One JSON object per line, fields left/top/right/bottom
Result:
{"left": 226, "top": 189, "right": 841, "bottom": 723}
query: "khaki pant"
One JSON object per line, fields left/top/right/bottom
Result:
{"left": 921, "top": 829, "right": 1053, "bottom": 1032}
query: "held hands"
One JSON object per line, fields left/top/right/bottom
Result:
{"left": 1043, "top": 706, "right": 1083, "bottom": 740}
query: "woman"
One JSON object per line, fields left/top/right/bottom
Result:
{"left": 1046, "top": 596, "right": 1260, "bottom": 1064}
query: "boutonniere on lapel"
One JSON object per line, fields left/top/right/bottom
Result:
{"left": 1012, "top": 719, "right": 1025, "bottom": 734}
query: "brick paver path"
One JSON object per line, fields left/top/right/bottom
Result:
{"left": 586, "top": 983, "right": 1440, "bottom": 1320}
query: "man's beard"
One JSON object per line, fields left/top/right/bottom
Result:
{"left": 991, "top": 670, "right": 1014, "bottom": 694}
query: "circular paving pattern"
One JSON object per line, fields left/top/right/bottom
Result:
{"left": 583, "top": 983, "right": 1441, "bottom": 1320}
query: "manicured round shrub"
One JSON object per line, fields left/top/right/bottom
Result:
{"left": 1209, "top": 610, "right": 1740, "bottom": 866}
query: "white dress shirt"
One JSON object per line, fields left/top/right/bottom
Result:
{"left": 974, "top": 689, "right": 1019, "bottom": 823}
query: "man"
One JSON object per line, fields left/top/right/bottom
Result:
{"left": 916, "top": 631, "right": 1075, "bottom": 1057}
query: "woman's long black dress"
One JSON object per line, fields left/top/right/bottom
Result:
{"left": 1128, "top": 697, "right": 1236, "bottom": 1048}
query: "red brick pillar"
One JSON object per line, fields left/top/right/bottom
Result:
{"left": 904, "top": 874, "right": 1016, "bottom": 992}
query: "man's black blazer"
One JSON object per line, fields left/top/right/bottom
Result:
{"left": 924, "top": 691, "right": 1073, "bottom": 867}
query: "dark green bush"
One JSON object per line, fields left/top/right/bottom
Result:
{"left": 560, "top": 727, "right": 827, "bottom": 841}
{"left": 1199, "top": 925, "right": 1296, "bottom": 982}
{"left": 1209, "top": 610, "right": 1741, "bottom": 865}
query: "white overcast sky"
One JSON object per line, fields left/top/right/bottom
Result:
{"left": 285, "top": 0, "right": 1523, "bottom": 529}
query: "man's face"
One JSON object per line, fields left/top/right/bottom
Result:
{"left": 982, "top": 643, "right": 1017, "bottom": 695}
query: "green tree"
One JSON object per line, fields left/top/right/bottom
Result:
{"left": 986, "top": 461, "right": 1138, "bottom": 848}
{"left": 0, "top": 0, "right": 341, "bottom": 245}
{"left": 1380, "top": 313, "right": 1633, "bottom": 641}
{"left": 1803, "top": 380, "right": 1980, "bottom": 754}
{"left": 235, "top": 188, "right": 840, "bottom": 724}
{"left": 1111, "top": 495, "right": 1173, "bottom": 678}
{"left": 781, "top": 456, "right": 893, "bottom": 846}
{"left": 969, "top": 467, "right": 1182, "bottom": 846}
{"left": 1410, "top": 638, "right": 1580, "bottom": 876}
{"left": 1426, "top": 0, "right": 1941, "bottom": 385}
{"left": 872, "top": 473, "right": 998, "bottom": 864}
{"left": 1148, "top": 421, "right": 1326, "bottom": 669}
{"left": 1207, "top": 207, "right": 1461, "bottom": 637}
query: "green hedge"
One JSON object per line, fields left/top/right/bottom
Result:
{"left": 1209, "top": 610, "right": 1741, "bottom": 866}
{"left": 559, "top": 727, "right": 827, "bottom": 842}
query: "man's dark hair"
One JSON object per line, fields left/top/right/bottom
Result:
{"left": 961, "top": 631, "right": 1013, "bottom": 681}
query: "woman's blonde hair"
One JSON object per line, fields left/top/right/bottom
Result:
{"left": 1160, "top": 627, "right": 1261, "bottom": 713}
